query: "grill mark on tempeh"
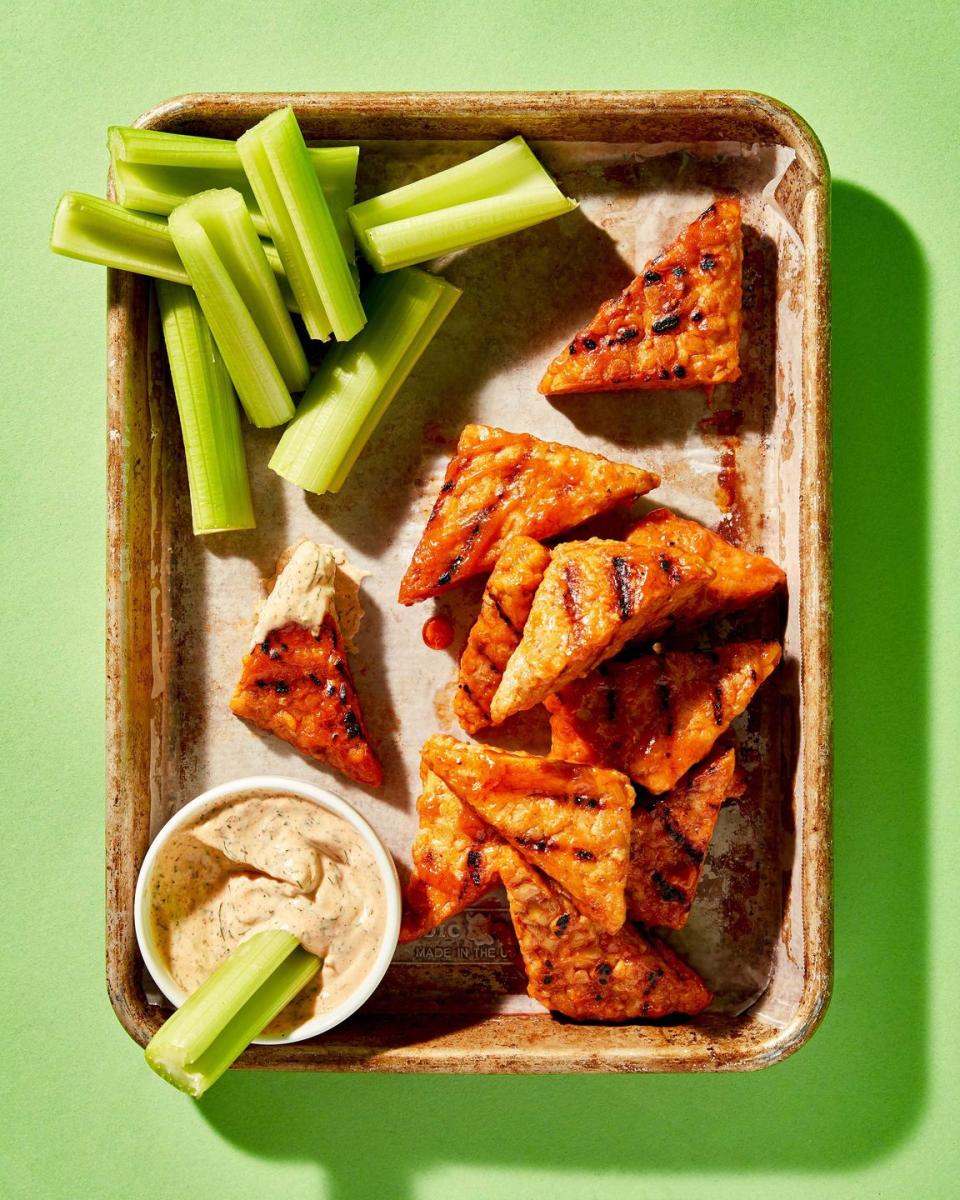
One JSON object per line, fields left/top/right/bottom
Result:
{"left": 436, "top": 554, "right": 464, "bottom": 588}
{"left": 656, "top": 674, "right": 674, "bottom": 735}
{"left": 459, "top": 846, "right": 485, "bottom": 892}
{"left": 643, "top": 966, "right": 665, "bottom": 995}
{"left": 470, "top": 641, "right": 504, "bottom": 676}
{"left": 489, "top": 589, "right": 521, "bottom": 636}
{"left": 514, "top": 834, "right": 558, "bottom": 855}
{"left": 712, "top": 685, "right": 724, "bottom": 725}
{"left": 502, "top": 446, "right": 534, "bottom": 492}
{"left": 436, "top": 499, "right": 499, "bottom": 587}
{"left": 611, "top": 555, "right": 633, "bottom": 620}
{"left": 561, "top": 562, "right": 584, "bottom": 629}
{"left": 658, "top": 553, "right": 683, "bottom": 585}
{"left": 522, "top": 790, "right": 605, "bottom": 810}
{"left": 651, "top": 871, "right": 687, "bottom": 904}
{"left": 426, "top": 468, "right": 462, "bottom": 525}
{"left": 660, "top": 815, "right": 706, "bottom": 865}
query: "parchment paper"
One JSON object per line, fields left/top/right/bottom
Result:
{"left": 150, "top": 138, "right": 805, "bottom": 1018}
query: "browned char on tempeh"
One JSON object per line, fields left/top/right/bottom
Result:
{"left": 626, "top": 743, "right": 742, "bottom": 929}
{"left": 230, "top": 618, "right": 382, "bottom": 787}
{"left": 489, "top": 537, "right": 714, "bottom": 723}
{"left": 625, "top": 508, "right": 785, "bottom": 627}
{"left": 547, "top": 640, "right": 781, "bottom": 794}
{"left": 539, "top": 197, "right": 742, "bottom": 396}
{"left": 400, "top": 766, "right": 507, "bottom": 942}
{"left": 500, "top": 850, "right": 712, "bottom": 1020}
{"left": 421, "top": 734, "right": 634, "bottom": 934}
{"left": 454, "top": 535, "right": 552, "bottom": 734}
{"left": 398, "top": 424, "right": 659, "bottom": 605}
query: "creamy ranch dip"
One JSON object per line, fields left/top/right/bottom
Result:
{"left": 252, "top": 540, "right": 367, "bottom": 651}
{"left": 148, "top": 791, "right": 388, "bottom": 1035}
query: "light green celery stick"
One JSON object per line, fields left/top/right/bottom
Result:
{"left": 363, "top": 183, "right": 577, "bottom": 272}
{"left": 238, "top": 107, "right": 364, "bottom": 342}
{"left": 270, "top": 268, "right": 460, "bottom": 494}
{"left": 256, "top": 242, "right": 299, "bottom": 312}
{"left": 145, "top": 931, "right": 320, "bottom": 1098}
{"left": 348, "top": 135, "right": 544, "bottom": 243}
{"left": 169, "top": 197, "right": 295, "bottom": 428}
{"left": 109, "top": 128, "right": 358, "bottom": 258}
{"left": 325, "top": 279, "right": 460, "bottom": 493}
{"left": 182, "top": 189, "right": 308, "bottom": 393}
{"left": 155, "top": 281, "right": 255, "bottom": 534}
{"left": 111, "top": 126, "right": 356, "bottom": 175}
{"left": 50, "top": 192, "right": 301, "bottom": 312}
{"left": 50, "top": 192, "right": 189, "bottom": 283}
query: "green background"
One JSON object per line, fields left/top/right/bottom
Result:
{"left": 2, "top": 1, "right": 957, "bottom": 1196}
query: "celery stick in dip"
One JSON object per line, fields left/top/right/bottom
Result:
{"left": 147, "top": 791, "right": 388, "bottom": 1036}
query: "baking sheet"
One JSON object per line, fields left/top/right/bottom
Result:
{"left": 147, "top": 137, "right": 805, "bottom": 1021}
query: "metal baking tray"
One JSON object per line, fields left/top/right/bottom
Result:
{"left": 106, "top": 90, "right": 831, "bottom": 1072}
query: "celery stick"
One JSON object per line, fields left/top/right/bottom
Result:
{"left": 270, "top": 268, "right": 460, "bottom": 494}
{"left": 112, "top": 126, "right": 355, "bottom": 177}
{"left": 51, "top": 192, "right": 189, "bottom": 283}
{"left": 50, "top": 192, "right": 300, "bottom": 313}
{"left": 169, "top": 196, "right": 295, "bottom": 428}
{"left": 252, "top": 242, "right": 299, "bottom": 313}
{"left": 238, "top": 107, "right": 364, "bottom": 342}
{"left": 325, "top": 280, "right": 460, "bottom": 493}
{"left": 181, "top": 189, "right": 308, "bottom": 393}
{"left": 115, "top": 160, "right": 358, "bottom": 268}
{"left": 156, "top": 281, "right": 255, "bottom": 534}
{"left": 109, "top": 128, "right": 358, "bottom": 257}
{"left": 363, "top": 184, "right": 576, "bottom": 272}
{"left": 145, "top": 931, "right": 320, "bottom": 1098}
{"left": 348, "top": 135, "right": 576, "bottom": 271}
{"left": 348, "top": 135, "right": 542, "bottom": 242}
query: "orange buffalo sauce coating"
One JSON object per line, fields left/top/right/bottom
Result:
{"left": 230, "top": 620, "right": 382, "bottom": 787}
{"left": 400, "top": 768, "right": 505, "bottom": 942}
{"left": 398, "top": 424, "right": 658, "bottom": 604}
{"left": 540, "top": 197, "right": 742, "bottom": 395}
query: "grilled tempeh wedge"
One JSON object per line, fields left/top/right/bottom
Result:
{"left": 500, "top": 850, "right": 712, "bottom": 1020}
{"left": 547, "top": 641, "right": 781, "bottom": 794}
{"left": 539, "top": 197, "right": 742, "bottom": 396}
{"left": 626, "top": 508, "right": 785, "bottom": 626}
{"left": 230, "top": 619, "right": 382, "bottom": 787}
{"left": 398, "top": 424, "right": 659, "bottom": 605}
{"left": 489, "top": 538, "right": 714, "bottom": 723}
{"left": 230, "top": 541, "right": 381, "bottom": 787}
{"left": 421, "top": 734, "right": 634, "bottom": 934}
{"left": 626, "top": 744, "right": 740, "bottom": 929}
{"left": 454, "top": 535, "right": 553, "bottom": 734}
{"left": 400, "top": 767, "right": 506, "bottom": 942}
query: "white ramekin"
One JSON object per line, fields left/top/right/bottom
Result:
{"left": 133, "top": 775, "right": 401, "bottom": 1045}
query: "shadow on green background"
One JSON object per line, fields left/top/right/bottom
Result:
{"left": 196, "top": 181, "right": 928, "bottom": 1193}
